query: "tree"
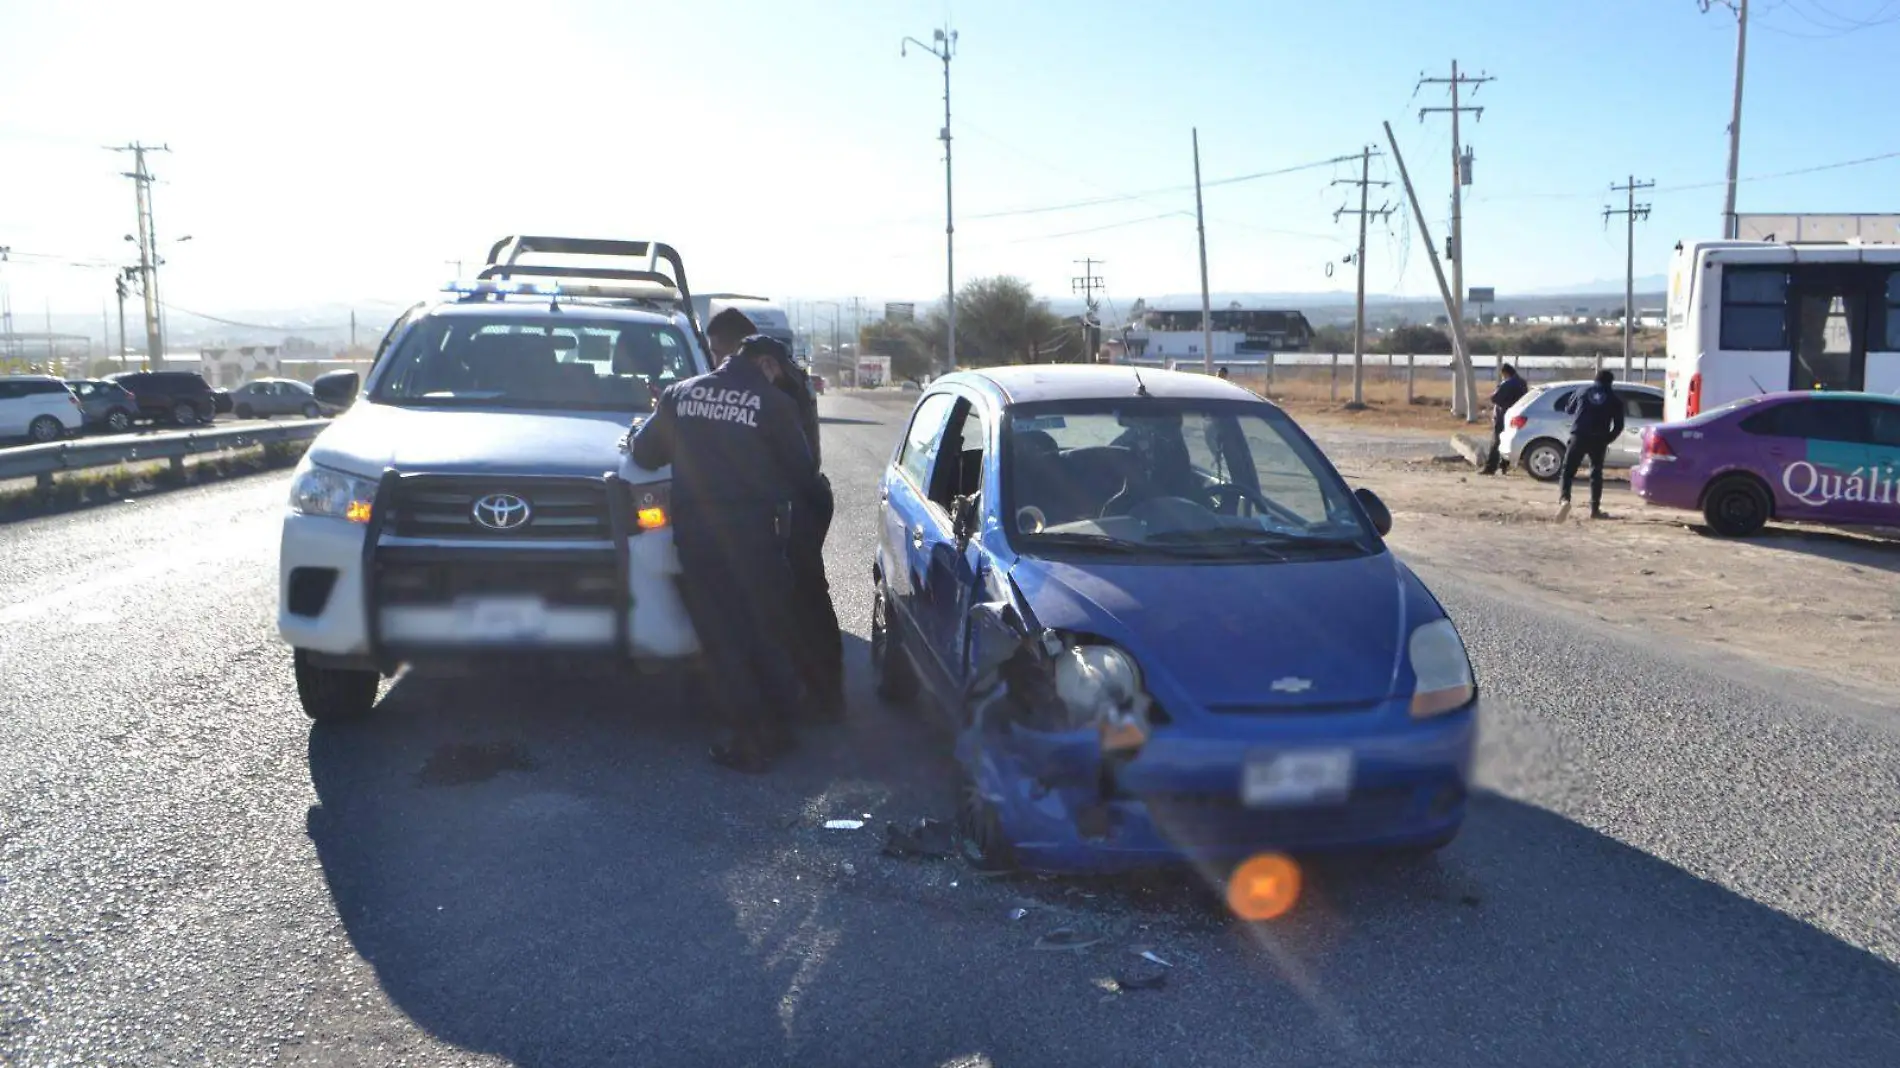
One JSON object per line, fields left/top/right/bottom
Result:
{"left": 950, "top": 276, "right": 1066, "bottom": 367}
{"left": 1312, "top": 324, "right": 1355, "bottom": 353}
{"left": 1518, "top": 330, "right": 1569, "bottom": 356}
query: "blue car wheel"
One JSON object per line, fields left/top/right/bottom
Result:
{"left": 871, "top": 583, "right": 919, "bottom": 705}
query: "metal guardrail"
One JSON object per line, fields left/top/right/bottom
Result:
{"left": 0, "top": 419, "right": 328, "bottom": 486}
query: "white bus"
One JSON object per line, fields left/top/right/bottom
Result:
{"left": 1663, "top": 239, "right": 1900, "bottom": 422}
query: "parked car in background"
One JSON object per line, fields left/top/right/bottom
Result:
{"left": 211, "top": 388, "right": 235, "bottom": 416}
{"left": 229, "top": 378, "right": 326, "bottom": 419}
{"left": 1632, "top": 391, "right": 1900, "bottom": 537}
{"left": 810, "top": 374, "right": 826, "bottom": 395}
{"left": 103, "top": 370, "right": 218, "bottom": 425}
{"left": 873, "top": 365, "right": 1475, "bottom": 873}
{"left": 1499, "top": 379, "right": 1664, "bottom": 481}
{"left": 65, "top": 379, "right": 139, "bottom": 433}
{"left": 0, "top": 375, "right": 85, "bottom": 443}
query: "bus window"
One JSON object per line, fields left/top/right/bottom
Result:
{"left": 1720, "top": 268, "right": 1789, "bottom": 352}
{"left": 1885, "top": 272, "right": 1900, "bottom": 351}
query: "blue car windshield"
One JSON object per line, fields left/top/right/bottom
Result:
{"left": 1002, "top": 398, "right": 1375, "bottom": 559}
{"left": 371, "top": 314, "right": 698, "bottom": 413}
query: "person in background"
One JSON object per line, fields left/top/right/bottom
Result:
{"left": 1216, "top": 366, "right": 1231, "bottom": 381}
{"left": 1555, "top": 369, "right": 1625, "bottom": 522}
{"left": 1480, "top": 363, "right": 1529, "bottom": 475}
{"left": 630, "top": 333, "right": 818, "bottom": 773}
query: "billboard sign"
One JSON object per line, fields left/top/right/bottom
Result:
{"left": 1467, "top": 287, "right": 1495, "bottom": 304}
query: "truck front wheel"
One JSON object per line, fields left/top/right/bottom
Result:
{"left": 294, "top": 649, "right": 380, "bottom": 722}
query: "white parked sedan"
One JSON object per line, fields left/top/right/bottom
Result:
{"left": 1499, "top": 379, "right": 1664, "bottom": 482}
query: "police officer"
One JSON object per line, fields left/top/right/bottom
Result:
{"left": 700, "top": 310, "right": 843, "bottom": 722}
{"left": 631, "top": 332, "right": 818, "bottom": 772}
{"left": 1480, "top": 363, "right": 1529, "bottom": 475}
{"left": 1555, "top": 369, "right": 1626, "bottom": 522}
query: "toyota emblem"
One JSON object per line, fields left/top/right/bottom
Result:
{"left": 471, "top": 492, "right": 532, "bottom": 531}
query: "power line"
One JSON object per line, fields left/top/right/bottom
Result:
{"left": 952, "top": 153, "right": 1360, "bottom": 222}
{"left": 159, "top": 301, "right": 348, "bottom": 332}
{"left": 1472, "top": 147, "right": 1900, "bottom": 203}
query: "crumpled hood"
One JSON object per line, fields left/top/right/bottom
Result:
{"left": 308, "top": 403, "right": 656, "bottom": 480}
{"left": 1010, "top": 551, "right": 1421, "bottom": 710}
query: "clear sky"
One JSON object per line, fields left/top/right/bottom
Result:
{"left": 1, "top": 0, "right": 1896, "bottom": 330}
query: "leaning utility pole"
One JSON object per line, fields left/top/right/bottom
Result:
{"left": 1192, "top": 128, "right": 1214, "bottom": 376}
{"left": 1700, "top": 0, "right": 1749, "bottom": 238}
{"left": 1605, "top": 177, "right": 1655, "bottom": 377}
{"left": 1417, "top": 62, "right": 1492, "bottom": 417}
{"left": 1384, "top": 121, "right": 1476, "bottom": 423}
{"left": 110, "top": 142, "right": 170, "bottom": 367}
{"left": 1333, "top": 147, "right": 1393, "bottom": 408}
{"left": 902, "top": 27, "right": 958, "bottom": 372}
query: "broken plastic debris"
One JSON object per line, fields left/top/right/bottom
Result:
{"left": 1008, "top": 908, "right": 1029, "bottom": 921}
{"left": 1112, "top": 962, "right": 1169, "bottom": 991}
{"left": 1139, "top": 951, "right": 1172, "bottom": 968}
{"left": 823, "top": 819, "right": 865, "bottom": 830}
{"left": 1033, "top": 927, "right": 1104, "bottom": 952}
{"left": 882, "top": 817, "right": 956, "bottom": 859}
{"left": 841, "top": 862, "right": 856, "bottom": 876}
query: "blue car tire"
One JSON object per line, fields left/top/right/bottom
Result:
{"left": 871, "top": 583, "right": 920, "bottom": 705}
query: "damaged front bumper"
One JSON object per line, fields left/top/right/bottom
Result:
{"left": 957, "top": 704, "right": 1475, "bottom": 874}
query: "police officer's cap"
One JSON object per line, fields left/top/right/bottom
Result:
{"left": 739, "top": 334, "right": 792, "bottom": 364}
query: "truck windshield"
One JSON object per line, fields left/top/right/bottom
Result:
{"left": 372, "top": 314, "right": 697, "bottom": 413}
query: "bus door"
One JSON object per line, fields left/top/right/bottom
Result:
{"left": 1785, "top": 264, "right": 1873, "bottom": 394}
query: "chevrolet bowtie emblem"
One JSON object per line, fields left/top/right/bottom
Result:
{"left": 1269, "top": 676, "right": 1314, "bottom": 694}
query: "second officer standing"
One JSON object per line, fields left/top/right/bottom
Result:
{"left": 631, "top": 331, "right": 819, "bottom": 772}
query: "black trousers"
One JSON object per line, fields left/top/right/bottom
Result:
{"left": 788, "top": 475, "right": 843, "bottom": 703}
{"left": 1480, "top": 422, "right": 1506, "bottom": 473}
{"left": 1559, "top": 435, "right": 1612, "bottom": 510}
{"left": 676, "top": 522, "right": 802, "bottom": 737}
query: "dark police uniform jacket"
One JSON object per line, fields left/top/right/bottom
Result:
{"left": 1562, "top": 383, "right": 1626, "bottom": 442}
{"left": 630, "top": 356, "right": 818, "bottom": 543}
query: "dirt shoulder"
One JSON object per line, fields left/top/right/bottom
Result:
{"left": 1335, "top": 449, "right": 1900, "bottom": 698}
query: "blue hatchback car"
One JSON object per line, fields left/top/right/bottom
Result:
{"left": 871, "top": 365, "right": 1478, "bottom": 873}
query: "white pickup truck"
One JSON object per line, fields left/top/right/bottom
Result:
{"left": 278, "top": 237, "right": 710, "bottom": 720}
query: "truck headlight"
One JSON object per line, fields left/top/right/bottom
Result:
{"left": 1408, "top": 619, "right": 1475, "bottom": 718}
{"left": 289, "top": 462, "right": 378, "bottom": 523}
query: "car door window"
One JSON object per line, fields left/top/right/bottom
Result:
{"left": 1741, "top": 400, "right": 1869, "bottom": 443}
{"left": 898, "top": 393, "right": 957, "bottom": 491}
{"left": 1866, "top": 403, "right": 1900, "bottom": 449}
{"left": 1615, "top": 390, "right": 1659, "bottom": 420}
{"left": 926, "top": 400, "right": 987, "bottom": 513}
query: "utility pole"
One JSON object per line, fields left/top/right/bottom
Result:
{"left": 903, "top": 26, "right": 958, "bottom": 373}
{"left": 0, "top": 245, "right": 11, "bottom": 362}
{"left": 115, "top": 269, "right": 131, "bottom": 366}
{"left": 1701, "top": 0, "right": 1749, "bottom": 238}
{"left": 1192, "top": 128, "right": 1214, "bottom": 376}
{"left": 110, "top": 142, "right": 170, "bottom": 367}
{"left": 1418, "top": 62, "right": 1492, "bottom": 418}
{"left": 1332, "top": 147, "right": 1393, "bottom": 409}
{"left": 350, "top": 309, "right": 357, "bottom": 350}
{"left": 1605, "top": 177, "right": 1655, "bottom": 377}
{"left": 1384, "top": 121, "right": 1476, "bottom": 423}
{"left": 1072, "top": 258, "right": 1106, "bottom": 364}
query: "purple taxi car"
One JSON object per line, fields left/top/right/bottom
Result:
{"left": 1631, "top": 391, "right": 1900, "bottom": 537}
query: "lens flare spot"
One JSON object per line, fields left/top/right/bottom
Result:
{"left": 1227, "top": 852, "right": 1302, "bottom": 921}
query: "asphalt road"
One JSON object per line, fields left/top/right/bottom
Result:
{"left": 2, "top": 391, "right": 1896, "bottom": 1067}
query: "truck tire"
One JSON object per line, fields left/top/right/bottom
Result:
{"left": 294, "top": 649, "right": 379, "bottom": 722}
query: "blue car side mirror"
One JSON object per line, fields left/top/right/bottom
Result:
{"left": 1355, "top": 487, "right": 1392, "bottom": 536}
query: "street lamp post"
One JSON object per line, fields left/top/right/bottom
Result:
{"left": 903, "top": 26, "right": 958, "bottom": 374}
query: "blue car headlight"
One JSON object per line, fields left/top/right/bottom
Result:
{"left": 289, "top": 460, "right": 378, "bottom": 523}
{"left": 1052, "top": 639, "right": 1151, "bottom": 750}
{"left": 1408, "top": 619, "right": 1475, "bottom": 718}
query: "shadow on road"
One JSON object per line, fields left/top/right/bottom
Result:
{"left": 303, "top": 663, "right": 1900, "bottom": 1066}
{"left": 1696, "top": 521, "right": 1900, "bottom": 574}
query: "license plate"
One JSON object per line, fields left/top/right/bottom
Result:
{"left": 453, "top": 596, "right": 549, "bottom": 642}
{"left": 1243, "top": 749, "right": 1354, "bottom": 808}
